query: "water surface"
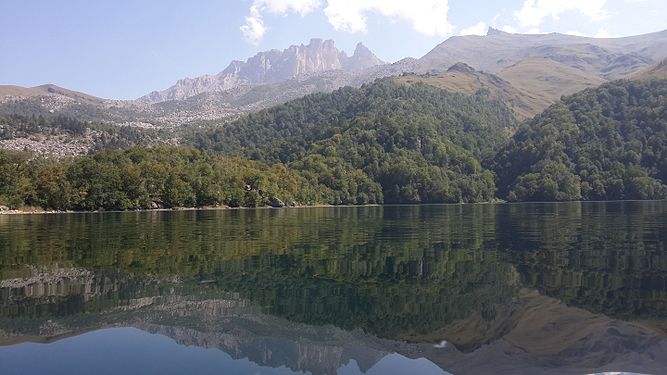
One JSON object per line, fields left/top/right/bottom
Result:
{"left": 0, "top": 202, "right": 666, "bottom": 374}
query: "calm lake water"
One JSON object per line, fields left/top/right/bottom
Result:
{"left": 0, "top": 202, "right": 666, "bottom": 375}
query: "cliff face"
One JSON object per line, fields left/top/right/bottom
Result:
{"left": 141, "top": 39, "right": 385, "bottom": 103}
{"left": 344, "top": 43, "right": 386, "bottom": 71}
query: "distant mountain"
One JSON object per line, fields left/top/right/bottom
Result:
{"left": 0, "top": 85, "right": 44, "bottom": 98}
{"left": 401, "top": 28, "right": 667, "bottom": 118}
{"left": 140, "top": 39, "right": 385, "bottom": 103}
{"left": 418, "top": 28, "right": 667, "bottom": 77}
{"left": 344, "top": 42, "right": 385, "bottom": 70}
{"left": 0, "top": 83, "right": 105, "bottom": 104}
{"left": 2, "top": 29, "right": 667, "bottom": 137}
{"left": 138, "top": 28, "right": 667, "bottom": 118}
{"left": 32, "top": 84, "right": 107, "bottom": 104}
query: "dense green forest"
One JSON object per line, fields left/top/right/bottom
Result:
{"left": 0, "top": 79, "right": 666, "bottom": 211}
{"left": 0, "top": 147, "right": 330, "bottom": 210}
{"left": 494, "top": 80, "right": 667, "bottom": 201}
{"left": 195, "top": 79, "right": 517, "bottom": 204}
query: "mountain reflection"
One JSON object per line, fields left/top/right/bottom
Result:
{"left": 0, "top": 202, "right": 666, "bottom": 374}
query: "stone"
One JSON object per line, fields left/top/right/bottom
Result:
{"left": 268, "top": 197, "right": 285, "bottom": 208}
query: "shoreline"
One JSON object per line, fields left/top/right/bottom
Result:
{"left": 0, "top": 204, "right": 378, "bottom": 216}
{"left": 1, "top": 199, "right": 665, "bottom": 216}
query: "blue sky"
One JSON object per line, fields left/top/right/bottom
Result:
{"left": 1, "top": 0, "right": 666, "bottom": 99}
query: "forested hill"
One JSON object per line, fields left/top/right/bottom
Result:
{"left": 2, "top": 79, "right": 666, "bottom": 211}
{"left": 195, "top": 79, "right": 518, "bottom": 204}
{"left": 494, "top": 79, "right": 667, "bottom": 201}
{"left": 0, "top": 147, "right": 330, "bottom": 211}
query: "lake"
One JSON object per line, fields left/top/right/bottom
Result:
{"left": 0, "top": 202, "right": 666, "bottom": 375}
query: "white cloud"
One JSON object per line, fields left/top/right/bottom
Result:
{"left": 240, "top": 5, "right": 267, "bottom": 44}
{"left": 324, "top": 0, "right": 453, "bottom": 37}
{"left": 253, "top": 0, "right": 322, "bottom": 15}
{"left": 240, "top": 0, "right": 322, "bottom": 43}
{"left": 241, "top": 0, "right": 454, "bottom": 43}
{"left": 514, "top": 0, "right": 608, "bottom": 28}
{"left": 460, "top": 21, "right": 487, "bottom": 36}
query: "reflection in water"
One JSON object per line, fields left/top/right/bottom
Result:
{"left": 1, "top": 328, "right": 451, "bottom": 375}
{"left": 0, "top": 202, "right": 665, "bottom": 374}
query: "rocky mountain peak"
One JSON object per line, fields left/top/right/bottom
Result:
{"left": 140, "top": 38, "right": 385, "bottom": 103}
{"left": 344, "top": 42, "right": 385, "bottom": 71}
{"left": 487, "top": 27, "right": 510, "bottom": 37}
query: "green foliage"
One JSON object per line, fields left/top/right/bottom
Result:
{"left": 495, "top": 80, "right": 667, "bottom": 201}
{"left": 3, "top": 79, "right": 666, "bottom": 208}
{"left": 289, "top": 154, "right": 384, "bottom": 205}
{"left": 194, "top": 79, "right": 516, "bottom": 203}
{"left": 0, "top": 147, "right": 329, "bottom": 211}
{"left": 0, "top": 150, "right": 35, "bottom": 208}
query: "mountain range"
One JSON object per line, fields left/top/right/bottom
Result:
{"left": 140, "top": 39, "right": 384, "bottom": 103}
{"left": 135, "top": 27, "right": 667, "bottom": 120}
{"left": 1, "top": 28, "right": 667, "bottom": 156}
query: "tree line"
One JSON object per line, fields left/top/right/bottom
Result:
{"left": 494, "top": 79, "right": 667, "bottom": 201}
{"left": 0, "top": 78, "right": 666, "bottom": 210}
{"left": 0, "top": 147, "right": 330, "bottom": 210}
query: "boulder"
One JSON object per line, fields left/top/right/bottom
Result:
{"left": 268, "top": 197, "right": 285, "bottom": 208}
{"left": 0, "top": 205, "right": 9, "bottom": 212}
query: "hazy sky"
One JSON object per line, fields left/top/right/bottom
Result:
{"left": 1, "top": 0, "right": 666, "bottom": 99}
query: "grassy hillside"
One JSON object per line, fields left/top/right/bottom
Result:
{"left": 497, "top": 58, "right": 605, "bottom": 113}
{"left": 0, "top": 85, "right": 44, "bottom": 97}
{"left": 0, "top": 84, "right": 105, "bottom": 103}
{"left": 633, "top": 58, "right": 667, "bottom": 80}
{"left": 396, "top": 63, "right": 551, "bottom": 120}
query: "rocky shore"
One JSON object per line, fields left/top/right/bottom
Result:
{"left": 0, "top": 203, "right": 369, "bottom": 215}
{"left": 0, "top": 206, "right": 68, "bottom": 215}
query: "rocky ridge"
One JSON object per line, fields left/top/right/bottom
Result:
{"left": 140, "top": 39, "right": 385, "bottom": 103}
